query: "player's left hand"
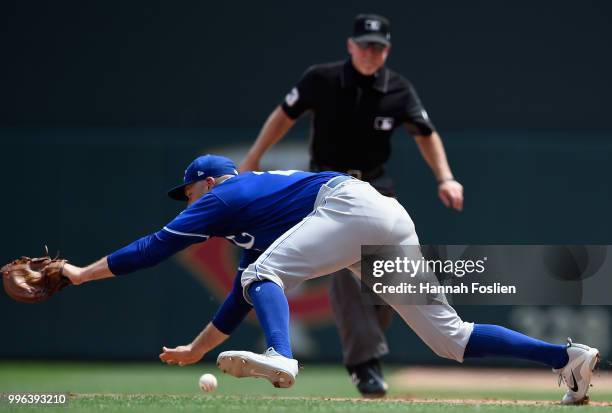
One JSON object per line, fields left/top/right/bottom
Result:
{"left": 1, "top": 254, "right": 70, "bottom": 303}
{"left": 438, "top": 179, "right": 464, "bottom": 211}
{"left": 159, "top": 344, "right": 205, "bottom": 367}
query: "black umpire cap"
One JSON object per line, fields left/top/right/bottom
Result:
{"left": 351, "top": 14, "right": 391, "bottom": 46}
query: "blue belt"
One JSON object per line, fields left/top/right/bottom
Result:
{"left": 326, "top": 175, "right": 355, "bottom": 188}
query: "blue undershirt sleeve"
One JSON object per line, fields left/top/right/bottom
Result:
{"left": 211, "top": 250, "right": 261, "bottom": 335}
{"left": 107, "top": 230, "right": 202, "bottom": 275}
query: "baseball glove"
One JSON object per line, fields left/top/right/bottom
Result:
{"left": 1, "top": 247, "right": 71, "bottom": 303}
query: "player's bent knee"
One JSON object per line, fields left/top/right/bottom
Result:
{"left": 427, "top": 320, "right": 474, "bottom": 363}
{"left": 240, "top": 265, "right": 287, "bottom": 305}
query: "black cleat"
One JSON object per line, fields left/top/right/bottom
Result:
{"left": 346, "top": 358, "right": 388, "bottom": 398}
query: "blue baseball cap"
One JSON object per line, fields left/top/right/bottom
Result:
{"left": 167, "top": 154, "right": 238, "bottom": 201}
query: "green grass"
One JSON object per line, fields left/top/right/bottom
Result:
{"left": 0, "top": 362, "right": 356, "bottom": 396}
{"left": 0, "top": 362, "right": 611, "bottom": 413}
{"left": 6, "top": 394, "right": 608, "bottom": 413}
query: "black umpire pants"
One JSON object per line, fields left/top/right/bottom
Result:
{"left": 311, "top": 164, "right": 396, "bottom": 366}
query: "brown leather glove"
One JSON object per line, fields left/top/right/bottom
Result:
{"left": 1, "top": 250, "right": 71, "bottom": 303}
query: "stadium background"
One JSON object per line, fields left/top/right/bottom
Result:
{"left": 1, "top": 0, "right": 611, "bottom": 367}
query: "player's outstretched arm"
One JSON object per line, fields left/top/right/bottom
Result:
{"left": 413, "top": 131, "right": 464, "bottom": 211}
{"left": 62, "top": 257, "right": 115, "bottom": 285}
{"left": 159, "top": 322, "right": 229, "bottom": 366}
{"left": 239, "top": 106, "right": 295, "bottom": 172}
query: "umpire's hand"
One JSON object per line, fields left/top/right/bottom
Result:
{"left": 438, "top": 179, "right": 464, "bottom": 211}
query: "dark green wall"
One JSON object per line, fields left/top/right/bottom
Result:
{"left": 2, "top": 1, "right": 612, "bottom": 130}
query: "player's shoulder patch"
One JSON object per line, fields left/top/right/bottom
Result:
{"left": 285, "top": 87, "right": 299, "bottom": 107}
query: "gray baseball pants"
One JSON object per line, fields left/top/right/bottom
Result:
{"left": 241, "top": 177, "right": 474, "bottom": 362}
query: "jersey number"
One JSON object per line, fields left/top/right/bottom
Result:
{"left": 226, "top": 232, "right": 255, "bottom": 249}
{"left": 228, "top": 170, "right": 299, "bottom": 249}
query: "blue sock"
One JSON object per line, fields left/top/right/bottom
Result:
{"left": 248, "top": 281, "right": 292, "bottom": 358}
{"left": 464, "top": 324, "right": 568, "bottom": 369}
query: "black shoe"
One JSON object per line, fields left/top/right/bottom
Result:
{"left": 346, "top": 358, "right": 388, "bottom": 398}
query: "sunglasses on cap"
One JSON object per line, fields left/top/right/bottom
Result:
{"left": 355, "top": 41, "right": 388, "bottom": 52}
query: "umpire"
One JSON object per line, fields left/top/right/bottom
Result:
{"left": 240, "top": 13, "right": 463, "bottom": 397}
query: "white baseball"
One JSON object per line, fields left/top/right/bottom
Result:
{"left": 198, "top": 373, "right": 218, "bottom": 392}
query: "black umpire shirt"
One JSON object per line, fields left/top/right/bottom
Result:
{"left": 281, "top": 60, "right": 436, "bottom": 172}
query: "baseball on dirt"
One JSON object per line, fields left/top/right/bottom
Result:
{"left": 198, "top": 373, "right": 218, "bottom": 392}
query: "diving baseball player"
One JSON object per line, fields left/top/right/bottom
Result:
{"left": 60, "top": 154, "right": 599, "bottom": 405}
